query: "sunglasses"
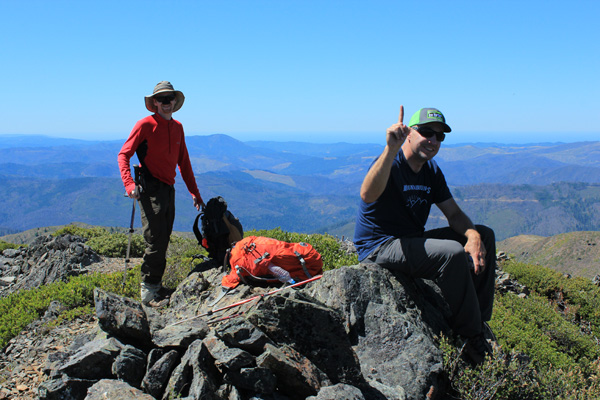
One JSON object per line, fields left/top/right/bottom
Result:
{"left": 155, "top": 94, "right": 176, "bottom": 104}
{"left": 414, "top": 126, "right": 446, "bottom": 142}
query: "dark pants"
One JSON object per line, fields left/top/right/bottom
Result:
{"left": 138, "top": 181, "right": 175, "bottom": 284}
{"left": 367, "top": 225, "right": 496, "bottom": 337}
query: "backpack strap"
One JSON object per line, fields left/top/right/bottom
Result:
{"left": 294, "top": 251, "right": 313, "bottom": 278}
{"left": 254, "top": 251, "right": 270, "bottom": 264}
{"left": 193, "top": 212, "right": 205, "bottom": 248}
{"left": 235, "top": 265, "right": 280, "bottom": 286}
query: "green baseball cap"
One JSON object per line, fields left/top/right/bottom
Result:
{"left": 408, "top": 108, "right": 451, "bottom": 132}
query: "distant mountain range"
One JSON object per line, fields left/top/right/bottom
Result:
{"left": 0, "top": 134, "right": 599, "bottom": 241}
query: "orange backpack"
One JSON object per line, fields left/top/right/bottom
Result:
{"left": 221, "top": 236, "right": 323, "bottom": 289}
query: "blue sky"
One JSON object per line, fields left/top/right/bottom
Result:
{"left": 2, "top": 0, "right": 599, "bottom": 145}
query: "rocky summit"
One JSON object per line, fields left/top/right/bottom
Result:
{"left": 3, "top": 235, "right": 463, "bottom": 400}
{"left": 0, "top": 234, "right": 100, "bottom": 296}
{"left": 40, "top": 264, "right": 453, "bottom": 400}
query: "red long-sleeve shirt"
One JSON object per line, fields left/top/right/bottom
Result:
{"left": 118, "top": 113, "right": 202, "bottom": 202}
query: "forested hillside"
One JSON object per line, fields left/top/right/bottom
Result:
{"left": 0, "top": 135, "right": 599, "bottom": 241}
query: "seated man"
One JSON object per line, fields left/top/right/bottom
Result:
{"left": 353, "top": 105, "right": 496, "bottom": 364}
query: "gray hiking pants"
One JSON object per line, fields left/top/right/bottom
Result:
{"left": 367, "top": 225, "right": 496, "bottom": 338}
{"left": 138, "top": 180, "right": 175, "bottom": 285}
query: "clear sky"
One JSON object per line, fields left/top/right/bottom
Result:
{"left": 2, "top": 0, "right": 599, "bottom": 145}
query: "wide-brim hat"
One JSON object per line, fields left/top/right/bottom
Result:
{"left": 408, "top": 108, "right": 452, "bottom": 132}
{"left": 144, "top": 81, "right": 185, "bottom": 113}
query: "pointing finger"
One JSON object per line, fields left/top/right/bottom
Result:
{"left": 398, "top": 105, "right": 404, "bottom": 125}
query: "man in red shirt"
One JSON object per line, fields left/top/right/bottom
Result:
{"left": 118, "top": 81, "right": 204, "bottom": 307}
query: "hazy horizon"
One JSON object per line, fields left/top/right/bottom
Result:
{"left": 1, "top": 131, "right": 598, "bottom": 147}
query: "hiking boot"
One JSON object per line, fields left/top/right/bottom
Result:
{"left": 141, "top": 282, "right": 172, "bottom": 308}
{"left": 147, "top": 297, "right": 170, "bottom": 308}
{"left": 461, "top": 333, "right": 493, "bottom": 365}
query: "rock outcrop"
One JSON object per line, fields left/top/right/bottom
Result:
{"left": 0, "top": 234, "right": 100, "bottom": 296}
{"left": 39, "top": 262, "right": 453, "bottom": 400}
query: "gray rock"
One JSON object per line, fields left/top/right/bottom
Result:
{"left": 217, "top": 317, "right": 273, "bottom": 355}
{"left": 94, "top": 288, "right": 152, "bottom": 346}
{"left": 204, "top": 333, "right": 255, "bottom": 372}
{"left": 256, "top": 343, "right": 329, "bottom": 399}
{"left": 246, "top": 290, "right": 363, "bottom": 385}
{"left": 1, "top": 248, "right": 20, "bottom": 258}
{"left": 163, "top": 339, "right": 218, "bottom": 400}
{"left": 112, "top": 345, "right": 147, "bottom": 388}
{"left": 43, "top": 300, "right": 67, "bottom": 320}
{"left": 4, "top": 234, "right": 100, "bottom": 295}
{"left": 307, "top": 383, "right": 365, "bottom": 400}
{"left": 224, "top": 367, "right": 277, "bottom": 394}
{"left": 307, "top": 265, "right": 447, "bottom": 399}
{"left": 215, "top": 384, "right": 243, "bottom": 400}
{"left": 0, "top": 276, "right": 15, "bottom": 286}
{"left": 146, "top": 348, "right": 168, "bottom": 373}
{"left": 365, "top": 379, "right": 407, "bottom": 400}
{"left": 38, "top": 376, "right": 95, "bottom": 400}
{"left": 169, "top": 271, "right": 210, "bottom": 310}
{"left": 85, "top": 379, "right": 155, "bottom": 400}
{"left": 152, "top": 318, "right": 209, "bottom": 348}
{"left": 54, "top": 337, "right": 123, "bottom": 380}
{"left": 141, "top": 349, "right": 179, "bottom": 398}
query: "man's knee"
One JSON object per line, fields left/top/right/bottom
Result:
{"left": 475, "top": 225, "right": 495, "bottom": 243}
{"left": 434, "top": 240, "right": 472, "bottom": 281}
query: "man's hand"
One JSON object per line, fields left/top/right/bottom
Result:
{"left": 464, "top": 230, "right": 487, "bottom": 275}
{"left": 127, "top": 186, "right": 140, "bottom": 200}
{"left": 386, "top": 105, "right": 412, "bottom": 150}
{"left": 193, "top": 196, "right": 204, "bottom": 211}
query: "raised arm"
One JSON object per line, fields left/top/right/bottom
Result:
{"left": 360, "top": 105, "right": 412, "bottom": 203}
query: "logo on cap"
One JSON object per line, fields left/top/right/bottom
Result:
{"left": 427, "top": 111, "right": 443, "bottom": 120}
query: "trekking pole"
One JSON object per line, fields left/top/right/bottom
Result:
{"left": 168, "top": 274, "right": 323, "bottom": 327}
{"left": 122, "top": 165, "right": 142, "bottom": 290}
{"left": 123, "top": 196, "right": 136, "bottom": 290}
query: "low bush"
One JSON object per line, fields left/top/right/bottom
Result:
{"left": 441, "top": 259, "right": 600, "bottom": 399}
{"left": 53, "top": 225, "right": 110, "bottom": 239}
{"left": 0, "top": 267, "right": 139, "bottom": 349}
{"left": 490, "top": 292, "right": 600, "bottom": 371}
{"left": 87, "top": 233, "right": 146, "bottom": 258}
{"left": 442, "top": 334, "right": 600, "bottom": 400}
{"left": 163, "top": 236, "right": 206, "bottom": 289}
{"left": 53, "top": 224, "right": 145, "bottom": 258}
{"left": 0, "top": 240, "right": 21, "bottom": 252}
{"left": 502, "top": 260, "right": 600, "bottom": 338}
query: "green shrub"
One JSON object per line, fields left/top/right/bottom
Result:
{"left": 0, "top": 267, "right": 140, "bottom": 349}
{"left": 502, "top": 260, "right": 600, "bottom": 338}
{"left": 441, "top": 333, "right": 600, "bottom": 399}
{"left": 163, "top": 236, "right": 207, "bottom": 289}
{"left": 87, "top": 233, "right": 146, "bottom": 258}
{"left": 490, "top": 292, "right": 600, "bottom": 371}
{"left": 52, "top": 224, "right": 146, "bottom": 258}
{"left": 53, "top": 225, "right": 109, "bottom": 239}
{"left": 441, "top": 335, "right": 546, "bottom": 400}
{"left": 441, "top": 259, "right": 600, "bottom": 399}
{"left": 0, "top": 240, "right": 21, "bottom": 252}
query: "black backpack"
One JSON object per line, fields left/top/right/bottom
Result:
{"left": 193, "top": 196, "right": 243, "bottom": 263}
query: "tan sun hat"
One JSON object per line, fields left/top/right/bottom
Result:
{"left": 144, "top": 81, "right": 185, "bottom": 113}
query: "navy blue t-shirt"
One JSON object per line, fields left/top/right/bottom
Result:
{"left": 353, "top": 150, "right": 452, "bottom": 261}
